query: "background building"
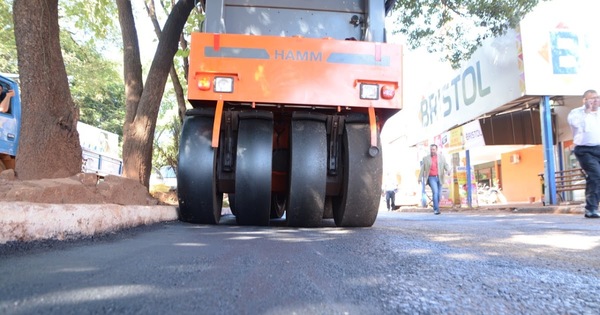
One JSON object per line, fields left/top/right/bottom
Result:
{"left": 383, "top": 0, "right": 599, "bottom": 206}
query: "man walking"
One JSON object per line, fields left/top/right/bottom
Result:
{"left": 418, "top": 144, "right": 450, "bottom": 215}
{"left": 383, "top": 173, "right": 397, "bottom": 211}
{"left": 567, "top": 89, "right": 600, "bottom": 219}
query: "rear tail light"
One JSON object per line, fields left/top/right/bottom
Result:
{"left": 381, "top": 86, "right": 395, "bottom": 99}
{"left": 197, "top": 77, "right": 211, "bottom": 91}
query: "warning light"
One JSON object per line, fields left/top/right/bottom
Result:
{"left": 197, "top": 77, "right": 211, "bottom": 91}
{"left": 381, "top": 86, "right": 395, "bottom": 99}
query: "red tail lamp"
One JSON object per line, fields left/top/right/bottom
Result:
{"left": 197, "top": 77, "right": 211, "bottom": 91}
{"left": 381, "top": 86, "right": 395, "bottom": 99}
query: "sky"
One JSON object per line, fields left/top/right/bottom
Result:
{"left": 94, "top": 2, "right": 164, "bottom": 64}
{"left": 131, "top": 2, "right": 162, "bottom": 63}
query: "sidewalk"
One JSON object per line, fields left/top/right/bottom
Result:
{"left": 393, "top": 201, "right": 585, "bottom": 215}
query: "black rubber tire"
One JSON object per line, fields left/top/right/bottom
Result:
{"left": 177, "top": 113, "right": 223, "bottom": 224}
{"left": 323, "top": 197, "right": 333, "bottom": 219}
{"left": 234, "top": 111, "right": 273, "bottom": 226}
{"left": 287, "top": 115, "right": 327, "bottom": 227}
{"left": 332, "top": 122, "right": 382, "bottom": 227}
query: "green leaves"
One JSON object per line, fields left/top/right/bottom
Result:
{"left": 153, "top": 113, "right": 180, "bottom": 173}
{"left": 61, "top": 0, "right": 119, "bottom": 45}
{"left": 2, "top": 0, "right": 124, "bottom": 136}
{"left": 0, "top": 0, "right": 17, "bottom": 73}
{"left": 392, "top": 0, "right": 546, "bottom": 68}
{"left": 59, "top": 30, "right": 125, "bottom": 138}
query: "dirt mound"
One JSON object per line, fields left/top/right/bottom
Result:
{"left": 0, "top": 170, "right": 161, "bottom": 205}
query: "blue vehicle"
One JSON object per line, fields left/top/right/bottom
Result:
{"left": 0, "top": 74, "right": 21, "bottom": 171}
{"left": 0, "top": 74, "right": 122, "bottom": 176}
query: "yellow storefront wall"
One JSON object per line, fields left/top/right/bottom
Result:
{"left": 500, "top": 146, "right": 544, "bottom": 202}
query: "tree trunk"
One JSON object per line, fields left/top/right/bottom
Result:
{"left": 119, "top": 0, "right": 195, "bottom": 187}
{"left": 116, "top": 0, "right": 145, "bottom": 184}
{"left": 176, "top": 32, "right": 189, "bottom": 123}
{"left": 146, "top": 0, "right": 188, "bottom": 124}
{"left": 173, "top": 0, "right": 191, "bottom": 124}
{"left": 13, "top": 0, "right": 82, "bottom": 180}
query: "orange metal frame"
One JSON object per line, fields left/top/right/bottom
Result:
{"left": 188, "top": 33, "right": 402, "bottom": 109}
{"left": 188, "top": 33, "right": 403, "bottom": 149}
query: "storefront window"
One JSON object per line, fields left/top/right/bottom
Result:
{"left": 475, "top": 161, "right": 500, "bottom": 188}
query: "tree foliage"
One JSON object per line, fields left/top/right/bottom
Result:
{"left": 144, "top": 0, "right": 205, "bottom": 174}
{"left": 59, "top": 0, "right": 125, "bottom": 137}
{"left": 61, "top": 0, "right": 120, "bottom": 49}
{"left": 2, "top": 0, "right": 125, "bottom": 136}
{"left": 119, "top": 0, "right": 197, "bottom": 187}
{"left": 0, "top": 0, "right": 17, "bottom": 74}
{"left": 60, "top": 31, "right": 125, "bottom": 137}
{"left": 392, "top": 0, "right": 547, "bottom": 68}
{"left": 153, "top": 113, "right": 180, "bottom": 172}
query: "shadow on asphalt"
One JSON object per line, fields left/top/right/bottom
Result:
{"left": 218, "top": 214, "right": 338, "bottom": 228}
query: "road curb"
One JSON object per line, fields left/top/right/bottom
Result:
{"left": 0, "top": 202, "right": 178, "bottom": 244}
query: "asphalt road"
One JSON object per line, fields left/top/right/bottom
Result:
{"left": 1, "top": 211, "right": 599, "bottom": 314}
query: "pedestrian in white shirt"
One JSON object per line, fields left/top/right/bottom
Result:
{"left": 567, "top": 89, "right": 600, "bottom": 218}
{"left": 383, "top": 174, "right": 397, "bottom": 211}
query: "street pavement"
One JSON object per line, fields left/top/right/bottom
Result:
{"left": 397, "top": 201, "right": 585, "bottom": 215}
{"left": 0, "top": 200, "right": 586, "bottom": 245}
